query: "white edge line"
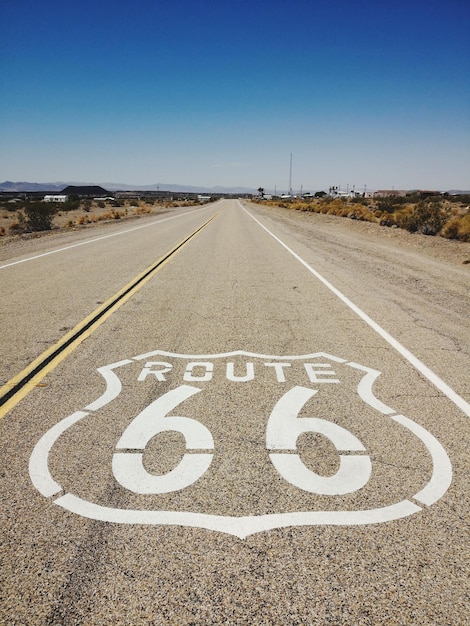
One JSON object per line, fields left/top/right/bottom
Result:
{"left": 0, "top": 204, "right": 218, "bottom": 269}
{"left": 239, "top": 201, "right": 470, "bottom": 418}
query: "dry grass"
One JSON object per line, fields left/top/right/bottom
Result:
{"left": 259, "top": 197, "right": 470, "bottom": 242}
{"left": 440, "top": 214, "right": 470, "bottom": 242}
{"left": 0, "top": 198, "right": 197, "bottom": 236}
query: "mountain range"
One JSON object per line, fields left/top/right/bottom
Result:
{"left": 1, "top": 181, "right": 468, "bottom": 196}
{"left": 0, "top": 181, "right": 259, "bottom": 194}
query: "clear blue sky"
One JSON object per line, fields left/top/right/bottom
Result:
{"left": 2, "top": 0, "right": 469, "bottom": 191}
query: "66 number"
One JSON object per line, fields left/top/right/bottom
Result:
{"left": 112, "top": 385, "right": 371, "bottom": 497}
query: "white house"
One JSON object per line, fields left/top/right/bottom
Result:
{"left": 43, "top": 195, "right": 68, "bottom": 202}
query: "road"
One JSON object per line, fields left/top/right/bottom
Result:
{"left": 1, "top": 199, "right": 468, "bottom": 624}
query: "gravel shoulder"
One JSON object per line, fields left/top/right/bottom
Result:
{"left": 248, "top": 201, "right": 470, "bottom": 267}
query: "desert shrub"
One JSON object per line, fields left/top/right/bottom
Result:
{"left": 0, "top": 226, "right": 5, "bottom": 236}
{"left": 9, "top": 220, "right": 24, "bottom": 233}
{"left": 23, "top": 202, "right": 56, "bottom": 231}
{"left": 440, "top": 214, "right": 470, "bottom": 241}
{"left": 379, "top": 204, "right": 413, "bottom": 227}
{"left": 376, "top": 196, "right": 409, "bottom": 213}
{"left": 348, "top": 205, "right": 376, "bottom": 221}
{"left": 63, "top": 195, "right": 80, "bottom": 211}
{"left": 295, "top": 202, "right": 314, "bottom": 212}
{"left": 350, "top": 195, "right": 369, "bottom": 204}
{"left": 78, "top": 214, "right": 98, "bottom": 225}
{"left": 401, "top": 200, "right": 446, "bottom": 235}
{"left": 101, "top": 210, "right": 124, "bottom": 220}
{"left": 5, "top": 203, "right": 22, "bottom": 212}
{"left": 326, "top": 199, "right": 348, "bottom": 216}
{"left": 133, "top": 206, "right": 154, "bottom": 215}
{"left": 270, "top": 194, "right": 470, "bottom": 240}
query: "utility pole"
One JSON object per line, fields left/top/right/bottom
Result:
{"left": 289, "top": 152, "right": 293, "bottom": 196}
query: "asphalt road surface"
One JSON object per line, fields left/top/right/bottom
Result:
{"left": 1, "top": 199, "right": 468, "bottom": 624}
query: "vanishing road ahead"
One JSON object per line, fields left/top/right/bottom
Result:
{"left": 1, "top": 199, "right": 469, "bottom": 624}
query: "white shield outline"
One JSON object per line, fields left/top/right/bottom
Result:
{"left": 29, "top": 351, "right": 452, "bottom": 539}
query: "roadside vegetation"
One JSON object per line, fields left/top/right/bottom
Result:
{"left": 0, "top": 195, "right": 213, "bottom": 236}
{"left": 256, "top": 194, "right": 470, "bottom": 242}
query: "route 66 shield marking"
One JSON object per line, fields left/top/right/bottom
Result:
{"left": 29, "top": 350, "right": 452, "bottom": 539}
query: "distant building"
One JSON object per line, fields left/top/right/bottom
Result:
{"left": 44, "top": 195, "right": 68, "bottom": 202}
{"left": 61, "top": 185, "right": 108, "bottom": 196}
{"left": 328, "top": 186, "right": 362, "bottom": 199}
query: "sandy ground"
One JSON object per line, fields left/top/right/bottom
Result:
{"left": 242, "top": 204, "right": 470, "bottom": 272}
{"left": 0, "top": 201, "right": 195, "bottom": 260}
{"left": 0, "top": 200, "right": 193, "bottom": 244}
{"left": 249, "top": 201, "right": 470, "bottom": 268}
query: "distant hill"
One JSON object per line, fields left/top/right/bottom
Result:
{"left": 0, "top": 181, "right": 258, "bottom": 194}
{"left": 0, "top": 181, "right": 66, "bottom": 192}
{"left": 2, "top": 181, "right": 468, "bottom": 196}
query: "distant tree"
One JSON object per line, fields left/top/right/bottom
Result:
{"left": 257, "top": 187, "right": 265, "bottom": 197}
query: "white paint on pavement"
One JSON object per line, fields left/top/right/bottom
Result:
{"left": 393, "top": 414, "right": 453, "bottom": 506}
{"left": 85, "top": 360, "right": 132, "bottom": 411}
{"left": 113, "top": 385, "right": 213, "bottom": 494}
{"left": 29, "top": 410, "right": 89, "bottom": 498}
{"left": 29, "top": 351, "right": 453, "bottom": 537}
{"left": 53, "top": 493, "right": 423, "bottom": 539}
{"left": 239, "top": 201, "right": 470, "bottom": 419}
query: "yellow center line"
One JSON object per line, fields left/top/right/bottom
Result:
{"left": 0, "top": 210, "right": 222, "bottom": 419}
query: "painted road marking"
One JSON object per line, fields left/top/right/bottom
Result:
{"left": 239, "top": 201, "right": 470, "bottom": 419}
{"left": 0, "top": 203, "right": 220, "bottom": 270}
{"left": 266, "top": 386, "right": 372, "bottom": 495}
{"left": 0, "top": 212, "right": 222, "bottom": 419}
{"left": 113, "top": 386, "right": 214, "bottom": 495}
{"left": 29, "top": 351, "right": 452, "bottom": 538}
